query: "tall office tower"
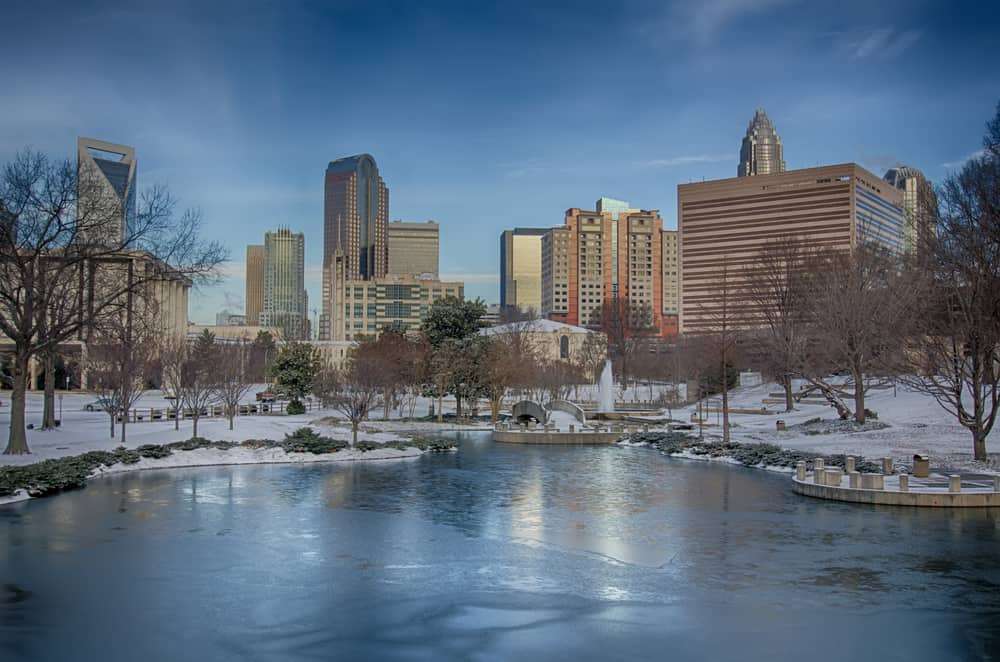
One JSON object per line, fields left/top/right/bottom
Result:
{"left": 76, "top": 137, "right": 137, "bottom": 245}
{"left": 661, "top": 229, "right": 679, "bottom": 317}
{"left": 245, "top": 245, "right": 265, "bottom": 325}
{"left": 388, "top": 220, "right": 439, "bottom": 277}
{"left": 737, "top": 109, "right": 786, "bottom": 177}
{"left": 320, "top": 154, "right": 388, "bottom": 340}
{"left": 883, "top": 165, "right": 937, "bottom": 254}
{"left": 261, "top": 228, "right": 308, "bottom": 340}
{"left": 678, "top": 163, "right": 905, "bottom": 334}
{"left": 499, "top": 228, "right": 547, "bottom": 314}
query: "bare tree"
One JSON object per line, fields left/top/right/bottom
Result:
{"left": 84, "top": 311, "right": 158, "bottom": 444}
{"left": 482, "top": 322, "right": 537, "bottom": 422}
{"left": 799, "top": 241, "right": 917, "bottom": 423}
{"left": 180, "top": 331, "right": 219, "bottom": 439}
{"left": 213, "top": 340, "right": 254, "bottom": 430}
{"left": 896, "top": 121, "right": 1000, "bottom": 460}
{"left": 159, "top": 335, "right": 187, "bottom": 430}
{"left": 0, "top": 150, "right": 225, "bottom": 454}
{"left": 743, "top": 235, "right": 810, "bottom": 412}
{"left": 694, "top": 259, "right": 741, "bottom": 443}
{"left": 331, "top": 342, "right": 383, "bottom": 446}
{"left": 597, "top": 296, "right": 654, "bottom": 389}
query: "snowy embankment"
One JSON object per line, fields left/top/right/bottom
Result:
{"left": 0, "top": 391, "right": 458, "bottom": 506}
{"left": 666, "top": 381, "right": 999, "bottom": 473}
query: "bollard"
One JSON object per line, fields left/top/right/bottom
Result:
{"left": 849, "top": 471, "right": 860, "bottom": 488}
{"left": 528, "top": 421, "right": 536, "bottom": 430}
{"left": 813, "top": 458, "right": 825, "bottom": 484}
{"left": 949, "top": 475, "right": 962, "bottom": 493}
{"left": 823, "top": 468, "right": 844, "bottom": 487}
{"left": 845, "top": 456, "right": 856, "bottom": 474}
{"left": 776, "top": 420, "right": 786, "bottom": 431}
{"left": 899, "top": 473, "right": 909, "bottom": 492}
{"left": 796, "top": 461, "right": 806, "bottom": 481}
{"left": 994, "top": 476, "right": 1000, "bottom": 493}
{"left": 861, "top": 473, "right": 884, "bottom": 490}
{"left": 882, "top": 457, "right": 894, "bottom": 475}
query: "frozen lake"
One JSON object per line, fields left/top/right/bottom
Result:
{"left": 2, "top": 432, "right": 999, "bottom": 660}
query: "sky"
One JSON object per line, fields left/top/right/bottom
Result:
{"left": 1, "top": 0, "right": 998, "bottom": 324}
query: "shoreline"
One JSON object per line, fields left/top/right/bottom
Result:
{"left": 0, "top": 443, "right": 449, "bottom": 507}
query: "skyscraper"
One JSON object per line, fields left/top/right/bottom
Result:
{"left": 738, "top": 109, "right": 785, "bottom": 177}
{"left": 320, "top": 154, "right": 388, "bottom": 340}
{"left": 245, "top": 244, "right": 264, "bottom": 325}
{"left": 499, "top": 228, "right": 547, "bottom": 314}
{"left": 388, "top": 220, "right": 439, "bottom": 277}
{"left": 883, "top": 165, "right": 937, "bottom": 254}
{"left": 261, "top": 228, "right": 308, "bottom": 340}
{"left": 76, "top": 137, "right": 136, "bottom": 245}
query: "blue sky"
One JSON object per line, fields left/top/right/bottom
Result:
{"left": 2, "top": 0, "right": 998, "bottom": 323}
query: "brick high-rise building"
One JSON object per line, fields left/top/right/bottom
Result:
{"left": 678, "top": 163, "right": 905, "bottom": 334}
{"left": 539, "top": 200, "right": 671, "bottom": 336}
{"left": 320, "top": 154, "right": 388, "bottom": 340}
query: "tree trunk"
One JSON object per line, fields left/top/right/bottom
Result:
{"left": 192, "top": 415, "right": 199, "bottom": 439}
{"left": 973, "top": 429, "right": 988, "bottom": 461}
{"left": 383, "top": 388, "right": 391, "bottom": 420}
{"left": 120, "top": 416, "right": 127, "bottom": 446}
{"left": 109, "top": 412, "right": 115, "bottom": 438}
{"left": 783, "top": 375, "right": 794, "bottom": 413}
{"left": 229, "top": 412, "right": 234, "bottom": 430}
{"left": 174, "top": 404, "right": 179, "bottom": 430}
{"left": 351, "top": 422, "right": 358, "bottom": 447}
{"left": 437, "top": 394, "right": 443, "bottom": 423}
{"left": 456, "top": 395, "right": 463, "bottom": 420}
{"left": 4, "top": 352, "right": 31, "bottom": 454}
{"left": 721, "top": 364, "right": 730, "bottom": 444}
{"left": 490, "top": 397, "right": 500, "bottom": 423}
{"left": 41, "top": 352, "right": 57, "bottom": 430}
{"left": 853, "top": 367, "right": 866, "bottom": 424}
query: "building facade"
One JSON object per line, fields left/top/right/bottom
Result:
{"left": 388, "top": 220, "right": 439, "bottom": 277}
{"left": 245, "top": 245, "right": 264, "bottom": 325}
{"left": 540, "top": 205, "right": 668, "bottom": 335}
{"left": 738, "top": 109, "right": 786, "bottom": 177}
{"left": 661, "top": 229, "right": 679, "bottom": 318}
{"left": 261, "top": 228, "right": 308, "bottom": 340}
{"left": 326, "top": 250, "right": 463, "bottom": 341}
{"left": 480, "top": 318, "right": 604, "bottom": 363}
{"left": 77, "top": 137, "right": 136, "bottom": 246}
{"left": 499, "top": 228, "right": 547, "bottom": 314}
{"left": 677, "top": 163, "right": 905, "bottom": 334}
{"left": 883, "top": 165, "right": 937, "bottom": 255}
{"left": 321, "top": 154, "right": 389, "bottom": 340}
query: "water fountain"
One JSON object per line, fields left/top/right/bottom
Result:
{"left": 597, "top": 359, "right": 615, "bottom": 413}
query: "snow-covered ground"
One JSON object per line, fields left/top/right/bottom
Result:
{"left": 672, "top": 382, "right": 999, "bottom": 472}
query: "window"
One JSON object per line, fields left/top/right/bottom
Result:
{"left": 559, "top": 335, "right": 569, "bottom": 359}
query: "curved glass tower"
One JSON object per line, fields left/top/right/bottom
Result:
{"left": 884, "top": 165, "right": 936, "bottom": 254}
{"left": 738, "top": 109, "right": 785, "bottom": 177}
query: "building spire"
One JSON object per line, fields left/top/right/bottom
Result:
{"left": 738, "top": 108, "right": 785, "bottom": 177}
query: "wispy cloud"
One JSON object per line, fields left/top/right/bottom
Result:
{"left": 664, "top": 0, "right": 798, "bottom": 45}
{"left": 942, "top": 149, "right": 986, "bottom": 169}
{"left": 842, "top": 27, "right": 921, "bottom": 59}
{"left": 642, "top": 153, "right": 731, "bottom": 168}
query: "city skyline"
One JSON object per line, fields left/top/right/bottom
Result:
{"left": 1, "top": 1, "right": 997, "bottom": 322}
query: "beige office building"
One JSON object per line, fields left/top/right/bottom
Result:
{"left": 326, "top": 250, "right": 463, "bottom": 341}
{"left": 678, "top": 163, "right": 905, "bottom": 334}
{"left": 245, "top": 245, "right": 264, "bottom": 325}
{"left": 388, "top": 220, "right": 439, "bottom": 277}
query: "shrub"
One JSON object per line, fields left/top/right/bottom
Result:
{"left": 286, "top": 400, "right": 306, "bottom": 415}
{"left": 281, "top": 427, "right": 348, "bottom": 454}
